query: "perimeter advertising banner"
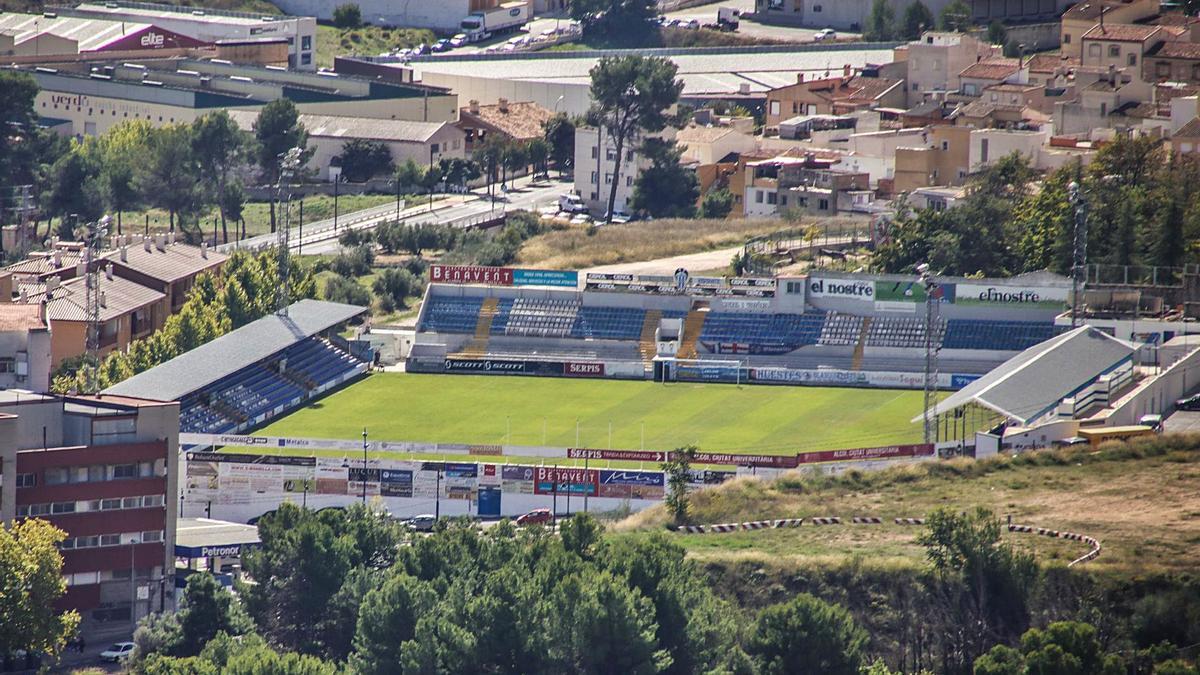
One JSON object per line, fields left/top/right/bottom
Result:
{"left": 598, "top": 470, "right": 665, "bottom": 499}
{"left": 533, "top": 467, "right": 599, "bottom": 496}
{"left": 430, "top": 265, "right": 579, "bottom": 288}
{"left": 442, "top": 358, "right": 607, "bottom": 378}
{"left": 954, "top": 283, "right": 1068, "bottom": 309}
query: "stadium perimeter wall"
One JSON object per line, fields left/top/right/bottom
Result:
{"left": 179, "top": 439, "right": 936, "bottom": 522}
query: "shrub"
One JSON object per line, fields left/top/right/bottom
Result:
{"left": 324, "top": 275, "right": 371, "bottom": 307}
{"left": 333, "top": 3, "right": 362, "bottom": 28}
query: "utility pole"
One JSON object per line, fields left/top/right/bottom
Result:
{"left": 1068, "top": 179, "right": 1088, "bottom": 329}
{"left": 361, "top": 427, "right": 368, "bottom": 505}
{"left": 84, "top": 216, "right": 110, "bottom": 394}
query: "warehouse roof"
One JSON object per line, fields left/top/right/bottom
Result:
{"left": 227, "top": 110, "right": 451, "bottom": 143}
{"left": 917, "top": 326, "right": 1135, "bottom": 426}
{"left": 102, "top": 299, "right": 366, "bottom": 401}
{"left": 0, "top": 12, "right": 151, "bottom": 52}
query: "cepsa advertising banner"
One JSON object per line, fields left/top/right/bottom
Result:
{"left": 533, "top": 467, "right": 599, "bottom": 496}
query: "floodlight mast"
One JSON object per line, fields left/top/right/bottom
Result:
{"left": 276, "top": 147, "right": 304, "bottom": 317}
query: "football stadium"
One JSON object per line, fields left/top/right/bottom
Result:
{"left": 101, "top": 262, "right": 1192, "bottom": 523}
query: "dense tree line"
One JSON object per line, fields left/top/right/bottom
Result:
{"left": 116, "top": 499, "right": 1200, "bottom": 675}
{"left": 51, "top": 248, "right": 316, "bottom": 393}
{"left": 876, "top": 137, "right": 1200, "bottom": 277}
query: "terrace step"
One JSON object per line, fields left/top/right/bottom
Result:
{"left": 461, "top": 297, "right": 500, "bottom": 357}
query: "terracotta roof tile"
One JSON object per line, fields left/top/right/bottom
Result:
{"left": 959, "top": 58, "right": 1021, "bottom": 81}
{"left": 458, "top": 101, "right": 554, "bottom": 141}
{"left": 1027, "top": 53, "right": 1081, "bottom": 73}
{"left": 1148, "top": 41, "right": 1200, "bottom": 59}
{"left": 1082, "top": 23, "right": 1162, "bottom": 41}
{"left": 0, "top": 304, "right": 45, "bottom": 332}
{"left": 676, "top": 125, "right": 737, "bottom": 143}
{"left": 1175, "top": 117, "right": 1200, "bottom": 137}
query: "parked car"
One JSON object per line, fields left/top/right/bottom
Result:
{"left": 449, "top": 33, "right": 468, "bottom": 48}
{"left": 605, "top": 210, "right": 632, "bottom": 224}
{"left": 558, "top": 193, "right": 588, "bottom": 214}
{"left": 814, "top": 28, "right": 836, "bottom": 41}
{"left": 684, "top": 19, "right": 700, "bottom": 29}
{"left": 1176, "top": 393, "right": 1200, "bottom": 410}
{"left": 515, "top": 508, "right": 553, "bottom": 526}
{"left": 432, "top": 39, "right": 451, "bottom": 52}
{"left": 100, "top": 643, "right": 136, "bottom": 663}
{"left": 412, "top": 43, "right": 429, "bottom": 55}
{"left": 404, "top": 514, "right": 437, "bottom": 532}
{"left": 570, "top": 213, "right": 592, "bottom": 226}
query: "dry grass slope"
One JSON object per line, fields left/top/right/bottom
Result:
{"left": 517, "top": 218, "right": 783, "bottom": 270}
{"left": 615, "top": 434, "right": 1200, "bottom": 573}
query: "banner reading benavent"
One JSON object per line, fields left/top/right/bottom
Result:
{"left": 430, "top": 264, "right": 578, "bottom": 288}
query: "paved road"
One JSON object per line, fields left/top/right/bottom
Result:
{"left": 222, "top": 176, "right": 572, "bottom": 256}
{"left": 662, "top": 0, "right": 862, "bottom": 42}
{"left": 584, "top": 246, "right": 744, "bottom": 276}
{"left": 1165, "top": 409, "right": 1200, "bottom": 434}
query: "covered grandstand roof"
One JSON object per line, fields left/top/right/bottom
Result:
{"left": 102, "top": 299, "right": 366, "bottom": 402}
{"left": 916, "top": 326, "right": 1135, "bottom": 426}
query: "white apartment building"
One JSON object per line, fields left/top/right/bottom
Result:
{"left": 905, "top": 32, "right": 1002, "bottom": 106}
{"left": 573, "top": 126, "right": 674, "bottom": 216}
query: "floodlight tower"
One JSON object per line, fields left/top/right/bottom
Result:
{"left": 919, "top": 263, "right": 940, "bottom": 445}
{"left": 275, "top": 147, "right": 304, "bottom": 317}
{"left": 84, "top": 215, "right": 111, "bottom": 394}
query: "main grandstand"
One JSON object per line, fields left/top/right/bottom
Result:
{"left": 408, "top": 267, "right": 1071, "bottom": 387}
{"left": 104, "top": 299, "right": 369, "bottom": 434}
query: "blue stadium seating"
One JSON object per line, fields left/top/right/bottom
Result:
{"left": 700, "top": 311, "right": 827, "bottom": 353}
{"left": 419, "top": 296, "right": 485, "bottom": 333}
{"left": 942, "top": 319, "right": 1061, "bottom": 351}
{"left": 178, "top": 337, "right": 366, "bottom": 434}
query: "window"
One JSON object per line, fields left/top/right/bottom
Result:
{"left": 1063, "top": 33, "right": 1071, "bottom": 44}
{"left": 963, "top": 83, "right": 977, "bottom": 96}
{"left": 769, "top": 101, "right": 780, "bottom": 116}
{"left": 112, "top": 464, "right": 137, "bottom": 480}
{"left": 16, "top": 473, "right": 36, "bottom": 488}
{"left": 51, "top": 501, "right": 76, "bottom": 514}
{"left": 142, "top": 531, "right": 164, "bottom": 543}
{"left": 89, "top": 465, "right": 106, "bottom": 482}
{"left": 144, "top": 495, "right": 165, "bottom": 508}
{"left": 980, "top": 138, "right": 989, "bottom": 163}
{"left": 786, "top": 281, "right": 803, "bottom": 294}
{"left": 792, "top": 101, "right": 798, "bottom": 113}
{"left": 0, "top": 358, "right": 14, "bottom": 373}
{"left": 755, "top": 191, "right": 763, "bottom": 203}
{"left": 590, "top": 171, "right": 598, "bottom": 183}
{"left": 604, "top": 172, "right": 613, "bottom": 184}
{"left": 941, "top": 140, "right": 949, "bottom": 150}
{"left": 44, "top": 468, "right": 69, "bottom": 485}
{"left": 766, "top": 192, "right": 777, "bottom": 205}
{"left": 590, "top": 146, "right": 598, "bottom": 159}
{"left": 912, "top": 83, "right": 919, "bottom": 91}
{"left": 606, "top": 148, "right": 616, "bottom": 161}
{"left": 818, "top": 198, "right": 829, "bottom": 210}
{"left": 301, "top": 53, "right": 312, "bottom": 66}
{"left": 1108, "top": 45, "right": 1120, "bottom": 58}
{"left": 431, "top": 143, "right": 439, "bottom": 154}
{"left": 123, "top": 497, "right": 142, "bottom": 509}
{"left": 625, "top": 175, "right": 633, "bottom": 187}
{"left": 301, "top": 35, "right": 312, "bottom": 51}
{"left": 813, "top": 3, "right": 822, "bottom": 10}
{"left": 100, "top": 534, "right": 120, "bottom": 547}
{"left": 1128, "top": 53, "right": 1137, "bottom": 67}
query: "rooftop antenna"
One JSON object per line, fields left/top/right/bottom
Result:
{"left": 84, "top": 215, "right": 111, "bottom": 394}
{"left": 275, "top": 146, "right": 303, "bottom": 317}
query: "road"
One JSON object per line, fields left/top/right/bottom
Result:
{"left": 584, "top": 246, "right": 744, "bottom": 276}
{"left": 661, "top": 0, "right": 862, "bottom": 42}
{"left": 221, "top": 176, "right": 572, "bottom": 256}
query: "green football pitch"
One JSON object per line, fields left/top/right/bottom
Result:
{"left": 258, "top": 373, "right": 925, "bottom": 455}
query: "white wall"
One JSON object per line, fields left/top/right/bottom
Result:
{"left": 275, "top": 0, "right": 470, "bottom": 30}
{"left": 419, "top": 71, "right": 593, "bottom": 116}
{"left": 573, "top": 126, "right": 669, "bottom": 215}
{"left": 968, "top": 129, "right": 1049, "bottom": 173}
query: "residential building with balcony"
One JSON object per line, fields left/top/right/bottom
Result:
{"left": 0, "top": 303, "right": 52, "bottom": 392}
{"left": 1060, "top": 0, "right": 1160, "bottom": 59}
{"left": 743, "top": 156, "right": 870, "bottom": 217}
{"left": 0, "top": 390, "right": 179, "bottom": 640}
{"left": 905, "top": 32, "right": 1002, "bottom": 106}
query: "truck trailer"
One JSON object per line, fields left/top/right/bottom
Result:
{"left": 460, "top": 1, "right": 530, "bottom": 42}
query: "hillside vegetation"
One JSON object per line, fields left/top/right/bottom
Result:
{"left": 617, "top": 433, "right": 1200, "bottom": 573}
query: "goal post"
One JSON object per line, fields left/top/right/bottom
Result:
{"left": 663, "top": 357, "right": 748, "bottom": 386}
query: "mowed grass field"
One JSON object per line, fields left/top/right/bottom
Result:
{"left": 259, "top": 373, "right": 924, "bottom": 455}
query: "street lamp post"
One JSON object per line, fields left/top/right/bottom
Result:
{"left": 361, "top": 427, "right": 368, "bottom": 505}
{"left": 129, "top": 537, "right": 140, "bottom": 631}
{"left": 333, "top": 174, "right": 344, "bottom": 233}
